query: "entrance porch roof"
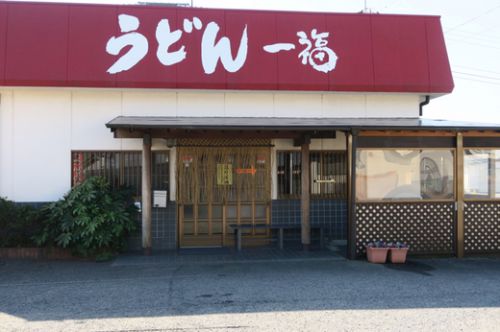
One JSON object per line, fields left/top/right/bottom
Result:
{"left": 106, "top": 116, "right": 500, "bottom": 137}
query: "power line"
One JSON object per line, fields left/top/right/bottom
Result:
{"left": 454, "top": 75, "right": 500, "bottom": 86}
{"left": 445, "top": 4, "right": 500, "bottom": 33}
{"left": 447, "top": 37, "right": 500, "bottom": 50}
{"left": 452, "top": 71, "right": 500, "bottom": 81}
{"left": 449, "top": 28, "right": 500, "bottom": 40}
{"left": 447, "top": 36, "right": 500, "bottom": 49}
{"left": 469, "top": 22, "right": 500, "bottom": 37}
{"left": 454, "top": 65, "right": 500, "bottom": 76}
{"left": 455, "top": 77, "right": 500, "bottom": 86}
{"left": 448, "top": 30, "right": 500, "bottom": 43}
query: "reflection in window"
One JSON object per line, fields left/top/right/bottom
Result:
{"left": 277, "top": 151, "right": 301, "bottom": 198}
{"left": 277, "top": 151, "right": 347, "bottom": 199}
{"left": 356, "top": 149, "right": 454, "bottom": 201}
{"left": 310, "top": 151, "right": 347, "bottom": 198}
{"left": 464, "top": 149, "right": 500, "bottom": 199}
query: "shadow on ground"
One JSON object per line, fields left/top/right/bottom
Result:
{"left": 384, "top": 260, "right": 436, "bottom": 276}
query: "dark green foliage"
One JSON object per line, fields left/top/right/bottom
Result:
{"left": 0, "top": 198, "right": 44, "bottom": 247}
{"left": 35, "top": 177, "right": 137, "bottom": 257}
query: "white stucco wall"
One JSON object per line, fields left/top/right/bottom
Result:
{"left": 0, "top": 87, "right": 420, "bottom": 202}
{"left": 0, "top": 91, "right": 14, "bottom": 201}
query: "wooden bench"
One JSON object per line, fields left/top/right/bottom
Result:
{"left": 228, "top": 223, "right": 325, "bottom": 251}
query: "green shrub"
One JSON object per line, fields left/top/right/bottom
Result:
{"left": 0, "top": 198, "right": 44, "bottom": 247}
{"left": 35, "top": 177, "right": 137, "bottom": 257}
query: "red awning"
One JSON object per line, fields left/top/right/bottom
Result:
{"left": 0, "top": 1, "right": 453, "bottom": 94}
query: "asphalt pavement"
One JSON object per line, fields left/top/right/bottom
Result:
{"left": 1, "top": 254, "right": 500, "bottom": 331}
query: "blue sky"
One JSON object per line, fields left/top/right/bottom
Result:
{"left": 11, "top": 0, "right": 500, "bottom": 123}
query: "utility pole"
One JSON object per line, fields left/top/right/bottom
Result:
{"left": 363, "top": 0, "right": 372, "bottom": 13}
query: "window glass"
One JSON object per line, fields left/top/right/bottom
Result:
{"left": 152, "top": 152, "right": 169, "bottom": 192}
{"left": 356, "top": 149, "right": 454, "bottom": 201}
{"left": 197, "top": 221, "right": 208, "bottom": 234}
{"left": 277, "top": 151, "right": 346, "bottom": 199}
{"left": 226, "top": 205, "right": 237, "bottom": 219}
{"left": 310, "top": 151, "right": 347, "bottom": 198}
{"left": 184, "top": 205, "right": 194, "bottom": 219}
{"left": 123, "top": 151, "right": 142, "bottom": 196}
{"left": 72, "top": 151, "right": 121, "bottom": 189}
{"left": 240, "top": 205, "right": 252, "bottom": 218}
{"left": 198, "top": 205, "right": 209, "bottom": 219}
{"left": 183, "top": 221, "right": 194, "bottom": 235}
{"left": 71, "top": 151, "right": 169, "bottom": 198}
{"left": 277, "top": 151, "right": 301, "bottom": 199}
{"left": 310, "top": 152, "right": 321, "bottom": 195}
{"left": 464, "top": 149, "right": 500, "bottom": 199}
{"left": 255, "top": 204, "right": 267, "bottom": 219}
{"left": 212, "top": 220, "right": 222, "bottom": 234}
{"left": 212, "top": 205, "right": 223, "bottom": 219}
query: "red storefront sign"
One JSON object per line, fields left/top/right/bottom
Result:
{"left": 0, "top": 1, "right": 453, "bottom": 93}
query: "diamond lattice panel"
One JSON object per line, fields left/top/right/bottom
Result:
{"left": 465, "top": 202, "right": 500, "bottom": 254}
{"left": 356, "top": 202, "right": 455, "bottom": 257}
{"left": 177, "top": 138, "right": 271, "bottom": 147}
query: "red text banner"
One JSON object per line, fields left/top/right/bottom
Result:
{"left": 0, "top": 2, "right": 453, "bottom": 93}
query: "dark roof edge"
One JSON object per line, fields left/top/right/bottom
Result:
{"left": 105, "top": 116, "right": 500, "bottom": 132}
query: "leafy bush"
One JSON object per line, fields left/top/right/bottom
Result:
{"left": 35, "top": 177, "right": 137, "bottom": 257}
{"left": 0, "top": 198, "right": 44, "bottom": 247}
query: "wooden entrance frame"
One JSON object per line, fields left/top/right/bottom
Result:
{"left": 347, "top": 132, "right": 357, "bottom": 259}
{"left": 112, "top": 128, "right": 335, "bottom": 254}
{"left": 176, "top": 144, "right": 273, "bottom": 248}
{"left": 106, "top": 117, "right": 500, "bottom": 257}
{"left": 142, "top": 134, "right": 152, "bottom": 255}
{"left": 300, "top": 139, "right": 311, "bottom": 250}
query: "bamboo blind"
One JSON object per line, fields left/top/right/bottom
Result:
{"left": 177, "top": 143, "right": 271, "bottom": 205}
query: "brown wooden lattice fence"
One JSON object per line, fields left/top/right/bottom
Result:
{"left": 356, "top": 202, "right": 455, "bottom": 257}
{"left": 464, "top": 202, "right": 500, "bottom": 254}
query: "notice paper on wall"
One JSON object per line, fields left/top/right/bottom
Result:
{"left": 153, "top": 191, "right": 168, "bottom": 208}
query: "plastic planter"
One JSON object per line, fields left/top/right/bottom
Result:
{"left": 366, "top": 247, "right": 389, "bottom": 264}
{"left": 389, "top": 247, "right": 409, "bottom": 264}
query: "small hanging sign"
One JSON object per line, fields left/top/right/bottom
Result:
{"left": 182, "top": 155, "right": 193, "bottom": 167}
{"left": 217, "top": 164, "right": 233, "bottom": 185}
{"left": 236, "top": 166, "right": 257, "bottom": 175}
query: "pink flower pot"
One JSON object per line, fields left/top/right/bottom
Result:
{"left": 389, "top": 248, "right": 409, "bottom": 264}
{"left": 366, "top": 247, "right": 389, "bottom": 264}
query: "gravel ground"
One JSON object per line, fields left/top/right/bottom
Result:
{"left": 1, "top": 256, "right": 500, "bottom": 331}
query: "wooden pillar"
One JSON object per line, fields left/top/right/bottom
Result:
{"left": 142, "top": 133, "right": 153, "bottom": 255}
{"left": 456, "top": 132, "right": 464, "bottom": 258}
{"left": 301, "top": 139, "right": 311, "bottom": 250}
{"left": 347, "top": 132, "right": 358, "bottom": 260}
{"left": 488, "top": 150, "right": 496, "bottom": 199}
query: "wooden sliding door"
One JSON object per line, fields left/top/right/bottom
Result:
{"left": 177, "top": 141, "right": 271, "bottom": 248}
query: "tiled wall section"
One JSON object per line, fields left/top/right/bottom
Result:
{"left": 271, "top": 199, "right": 348, "bottom": 240}
{"left": 17, "top": 200, "right": 343, "bottom": 249}
{"left": 127, "top": 205, "right": 177, "bottom": 251}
